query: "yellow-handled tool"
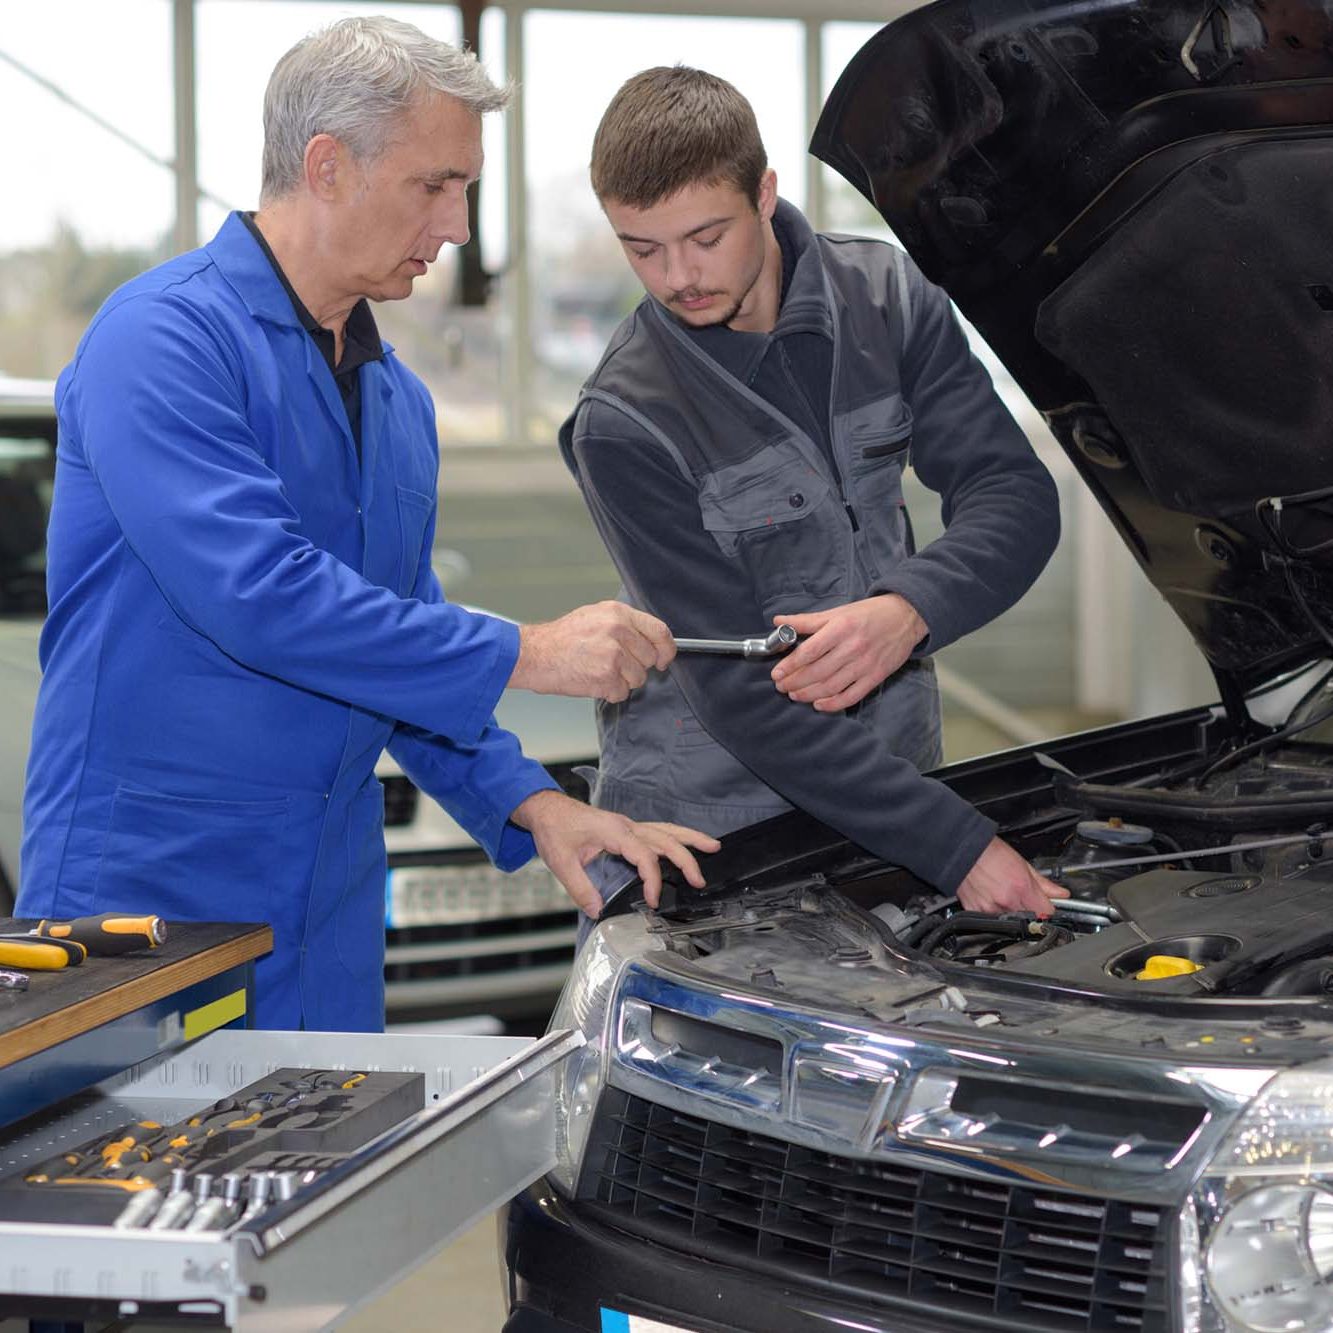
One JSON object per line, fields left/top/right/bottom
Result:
{"left": 34, "top": 913, "right": 167, "bottom": 955}
{"left": 0, "top": 937, "right": 86, "bottom": 969}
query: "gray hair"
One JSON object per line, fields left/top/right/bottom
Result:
{"left": 261, "top": 15, "right": 510, "bottom": 201}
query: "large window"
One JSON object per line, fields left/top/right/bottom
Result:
{"left": 4, "top": 4, "right": 873, "bottom": 432}
{"left": 7, "top": 3, "right": 1194, "bottom": 728}
{"left": 0, "top": 2, "right": 174, "bottom": 379}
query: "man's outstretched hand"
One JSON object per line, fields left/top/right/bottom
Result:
{"left": 770, "top": 594, "right": 928, "bottom": 712}
{"left": 511, "top": 789, "right": 721, "bottom": 916}
{"left": 512, "top": 602, "right": 675, "bottom": 702}
{"left": 956, "top": 836, "right": 1069, "bottom": 916}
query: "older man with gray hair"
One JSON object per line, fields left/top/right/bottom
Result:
{"left": 16, "top": 16, "right": 717, "bottom": 1032}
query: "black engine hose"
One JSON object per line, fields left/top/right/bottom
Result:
{"left": 902, "top": 910, "right": 1001, "bottom": 950}
{"left": 913, "top": 913, "right": 1033, "bottom": 956}
{"left": 1011, "top": 923, "right": 1071, "bottom": 959}
{"left": 1051, "top": 777, "right": 1333, "bottom": 829}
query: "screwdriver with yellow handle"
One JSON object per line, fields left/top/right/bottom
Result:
{"left": 0, "top": 937, "right": 86, "bottom": 970}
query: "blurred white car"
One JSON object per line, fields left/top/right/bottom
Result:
{"left": 0, "top": 379, "right": 592, "bottom": 1023}
{"left": 379, "top": 683, "right": 593, "bottom": 1022}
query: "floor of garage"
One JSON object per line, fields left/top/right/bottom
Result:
{"left": 342, "top": 1216, "right": 505, "bottom": 1331}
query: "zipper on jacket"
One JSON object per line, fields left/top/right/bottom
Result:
{"left": 778, "top": 338, "right": 860, "bottom": 532}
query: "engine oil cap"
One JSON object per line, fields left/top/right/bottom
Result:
{"left": 1077, "top": 819, "right": 1154, "bottom": 846}
{"left": 1136, "top": 955, "right": 1203, "bottom": 981}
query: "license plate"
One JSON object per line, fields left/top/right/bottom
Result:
{"left": 385, "top": 861, "right": 573, "bottom": 928}
{"left": 600, "top": 1311, "right": 696, "bottom": 1333}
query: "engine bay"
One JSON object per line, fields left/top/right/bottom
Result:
{"left": 646, "top": 670, "right": 1333, "bottom": 1004}
{"left": 949, "top": 686, "right": 1333, "bottom": 997}
{"left": 922, "top": 842, "right": 1333, "bottom": 997}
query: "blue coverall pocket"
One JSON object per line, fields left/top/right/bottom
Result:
{"left": 395, "top": 484, "right": 434, "bottom": 596}
{"left": 91, "top": 785, "right": 292, "bottom": 926}
{"left": 331, "top": 780, "right": 389, "bottom": 988}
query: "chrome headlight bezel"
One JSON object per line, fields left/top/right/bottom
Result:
{"left": 546, "top": 911, "right": 665, "bottom": 1195}
{"left": 1180, "top": 1060, "right": 1333, "bottom": 1333}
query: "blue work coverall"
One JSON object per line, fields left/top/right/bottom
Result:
{"left": 17, "top": 213, "right": 556, "bottom": 1031}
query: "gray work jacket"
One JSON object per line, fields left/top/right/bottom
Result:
{"left": 561, "top": 201, "right": 1060, "bottom": 896}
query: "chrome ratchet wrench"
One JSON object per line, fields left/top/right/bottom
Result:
{"left": 672, "top": 625, "right": 798, "bottom": 659}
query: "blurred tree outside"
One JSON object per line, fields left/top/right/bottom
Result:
{"left": 0, "top": 224, "right": 171, "bottom": 381}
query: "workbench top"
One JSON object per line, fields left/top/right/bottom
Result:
{"left": 0, "top": 919, "right": 272, "bottom": 1069}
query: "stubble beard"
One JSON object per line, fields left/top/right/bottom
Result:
{"left": 679, "top": 293, "right": 745, "bottom": 329}
{"left": 669, "top": 238, "right": 767, "bottom": 330}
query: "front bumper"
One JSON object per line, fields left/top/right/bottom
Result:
{"left": 501, "top": 1180, "right": 1016, "bottom": 1333}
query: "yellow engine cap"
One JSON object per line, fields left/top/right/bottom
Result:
{"left": 1136, "top": 955, "right": 1203, "bottom": 981}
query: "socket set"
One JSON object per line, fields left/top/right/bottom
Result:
{"left": 0, "top": 1027, "right": 576, "bottom": 1330}
{"left": 0, "top": 1067, "right": 423, "bottom": 1229}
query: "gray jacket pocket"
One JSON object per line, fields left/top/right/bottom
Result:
{"left": 697, "top": 443, "right": 844, "bottom": 602}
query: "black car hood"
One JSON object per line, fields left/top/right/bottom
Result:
{"left": 813, "top": 0, "right": 1333, "bottom": 699}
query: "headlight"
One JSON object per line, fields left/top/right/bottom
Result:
{"left": 1182, "top": 1062, "right": 1333, "bottom": 1332}
{"left": 545, "top": 912, "right": 663, "bottom": 1195}
{"left": 1207, "top": 1184, "right": 1333, "bottom": 1331}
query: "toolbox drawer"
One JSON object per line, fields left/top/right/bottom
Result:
{"left": 0, "top": 1026, "right": 580, "bottom": 1330}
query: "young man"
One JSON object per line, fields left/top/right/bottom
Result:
{"left": 560, "top": 66, "right": 1066, "bottom": 916}
{"left": 18, "top": 23, "right": 717, "bottom": 1032}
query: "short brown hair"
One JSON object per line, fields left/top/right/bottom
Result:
{"left": 590, "top": 66, "right": 767, "bottom": 209}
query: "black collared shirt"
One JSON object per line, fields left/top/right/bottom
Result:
{"left": 241, "top": 212, "right": 383, "bottom": 457}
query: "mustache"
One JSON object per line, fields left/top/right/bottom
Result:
{"left": 667, "top": 289, "right": 722, "bottom": 305}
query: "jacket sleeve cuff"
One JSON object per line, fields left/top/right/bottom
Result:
{"left": 871, "top": 565, "right": 958, "bottom": 658}
{"left": 477, "top": 764, "right": 561, "bottom": 871}
{"left": 452, "top": 616, "right": 522, "bottom": 747}
{"left": 927, "top": 802, "right": 998, "bottom": 894}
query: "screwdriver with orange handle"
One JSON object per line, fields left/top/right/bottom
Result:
{"left": 0, "top": 914, "right": 166, "bottom": 970}
{"left": 33, "top": 913, "right": 167, "bottom": 955}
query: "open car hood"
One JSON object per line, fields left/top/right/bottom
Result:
{"left": 813, "top": 0, "right": 1333, "bottom": 701}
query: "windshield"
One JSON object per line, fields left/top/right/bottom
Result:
{"left": 0, "top": 418, "right": 55, "bottom": 618}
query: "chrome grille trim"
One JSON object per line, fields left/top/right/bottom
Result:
{"left": 609, "top": 962, "right": 1266, "bottom": 1202}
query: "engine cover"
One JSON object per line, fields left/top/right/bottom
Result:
{"left": 1011, "top": 865, "right": 1333, "bottom": 993}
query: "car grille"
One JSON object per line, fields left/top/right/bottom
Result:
{"left": 582, "top": 1092, "right": 1169, "bottom": 1332}
{"left": 385, "top": 912, "right": 576, "bottom": 981}
{"left": 382, "top": 775, "right": 419, "bottom": 827}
